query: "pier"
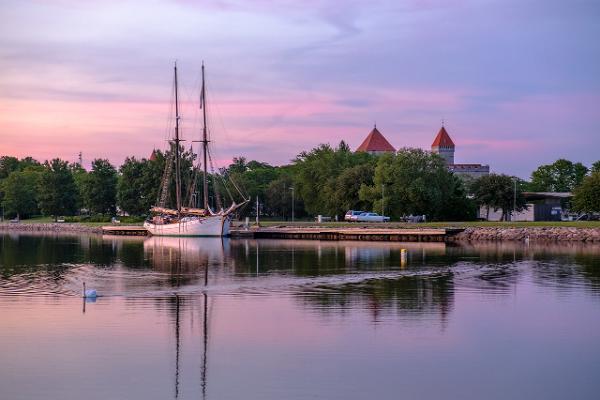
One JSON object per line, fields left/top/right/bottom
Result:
{"left": 101, "top": 225, "right": 149, "bottom": 236}
{"left": 230, "top": 227, "right": 464, "bottom": 242}
{"left": 101, "top": 225, "right": 463, "bottom": 241}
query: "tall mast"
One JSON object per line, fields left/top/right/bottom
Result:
{"left": 201, "top": 62, "right": 209, "bottom": 210}
{"left": 174, "top": 62, "right": 182, "bottom": 214}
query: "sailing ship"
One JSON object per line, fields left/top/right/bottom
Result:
{"left": 144, "top": 63, "right": 248, "bottom": 236}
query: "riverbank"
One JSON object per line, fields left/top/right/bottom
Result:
{"left": 449, "top": 227, "right": 600, "bottom": 242}
{"left": 0, "top": 222, "right": 102, "bottom": 234}
{"left": 2, "top": 222, "right": 600, "bottom": 242}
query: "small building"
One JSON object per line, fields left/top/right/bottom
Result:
{"left": 356, "top": 125, "right": 396, "bottom": 155}
{"left": 479, "top": 192, "right": 572, "bottom": 221}
{"left": 431, "top": 126, "right": 489, "bottom": 178}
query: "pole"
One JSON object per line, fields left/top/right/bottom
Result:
{"left": 255, "top": 196, "right": 259, "bottom": 225}
{"left": 290, "top": 187, "right": 295, "bottom": 223}
{"left": 382, "top": 184, "right": 385, "bottom": 216}
{"left": 174, "top": 62, "right": 182, "bottom": 214}
{"left": 201, "top": 63, "right": 209, "bottom": 210}
{"left": 513, "top": 178, "right": 517, "bottom": 222}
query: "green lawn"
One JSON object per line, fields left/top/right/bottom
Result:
{"left": 257, "top": 220, "right": 600, "bottom": 228}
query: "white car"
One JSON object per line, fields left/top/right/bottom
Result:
{"left": 345, "top": 210, "right": 366, "bottom": 221}
{"left": 355, "top": 212, "right": 390, "bottom": 222}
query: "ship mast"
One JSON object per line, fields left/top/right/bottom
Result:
{"left": 201, "top": 62, "right": 209, "bottom": 210}
{"left": 174, "top": 62, "right": 182, "bottom": 215}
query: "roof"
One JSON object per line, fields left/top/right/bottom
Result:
{"left": 356, "top": 126, "right": 396, "bottom": 153}
{"left": 149, "top": 149, "right": 157, "bottom": 161}
{"left": 523, "top": 192, "right": 573, "bottom": 200}
{"left": 431, "top": 126, "right": 455, "bottom": 148}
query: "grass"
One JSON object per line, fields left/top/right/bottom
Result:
{"left": 257, "top": 220, "right": 600, "bottom": 229}
{"left": 3, "top": 216, "right": 143, "bottom": 227}
{"left": 5, "top": 217, "right": 600, "bottom": 229}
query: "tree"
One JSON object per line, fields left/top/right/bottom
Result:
{"left": 470, "top": 174, "right": 527, "bottom": 220}
{"left": 37, "top": 159, "right": 79, "bottom": 220}
{"left": 591, "top": 161, "right": 600, "bottom": 174}
{"left": 293, "top": 141, "right": 374, "bottom": 217}
{"left": 359, "top": 149, "right": 472, "bottom": 220}
{"left": 0, "top": 156, "right": 19, "bottom": 179}
{"left": 118, "top": 157, "right": 147, "bottom": 215}
{"left": 572, "top": 172, "right": 600, "bottom": 213}
{"left": 1, "top": 170, "right": 40, "bottom": 218}
{"left": 82, "top": 159, "right": 117, "bottom": 214}
{"left": 530, "top": 159, "right": 588, "bottom": 192}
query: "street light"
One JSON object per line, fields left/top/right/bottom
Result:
{"left": 289, "top": 187, "right": 295, "bottom": 223}
{"left": 382, "top": 184, "right": 385, "bottom": 217}
{"left": 513, "top": 177, "right": 517, "bottom": 222}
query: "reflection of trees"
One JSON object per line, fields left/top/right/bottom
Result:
{"left": 228, "top": 239, "right": 449, "bottom": 276}
{"left": 454, "top": 241, "right": 600, "bottom": 293}
{"left": 297, "top": 274, "right": 455, "bottom": 325}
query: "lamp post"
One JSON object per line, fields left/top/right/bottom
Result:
{"left": 513, "top": 178, "right": 517, "bottom": 222}
{"left": 290, "top": 187, "right": 295, "bottom": 223}
{"left": 382, "top": 184, "right": 385, "bottom": 217}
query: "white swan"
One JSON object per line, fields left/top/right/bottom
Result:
{"left": 83, "top": 282, "right": 97, "bottom": 298}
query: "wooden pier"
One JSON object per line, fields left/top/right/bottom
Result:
{"left": 230, "top": 227, "right": 464, "bottom": 242}
{"left": 101, "top": 225, "right": 463, "bottom": 242}
{"left": 102, "top": 225, "right": 149, "bottom": 236}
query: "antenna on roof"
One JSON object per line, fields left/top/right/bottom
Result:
{"left": 374, "top": 121, "right": 377, "bottom": 129}
{"left": 441, "top": 118, "right": 445, "bottom": 127}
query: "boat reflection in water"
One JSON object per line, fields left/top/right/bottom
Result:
{"left": 144, "top": 236, "right": 221, "bottom": 399}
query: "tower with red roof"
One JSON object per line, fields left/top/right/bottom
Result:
{"left": 355, "top": 125, "right": 396, "bottom": 155}
{"left": 431, "top": 125, "right": 455, "bottom": 165}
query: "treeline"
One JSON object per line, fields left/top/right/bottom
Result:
{"left": 1, "top": 143, "right": 599, "bottom": 221}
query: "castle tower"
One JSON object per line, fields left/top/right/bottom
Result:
{"left": 355, "top": 124, "right": 396, "bottom": 155}
{"left": 431, "top": 126, "right": 455, "bottom": 165}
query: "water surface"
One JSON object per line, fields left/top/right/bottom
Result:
{"left": 1, "top": 233, "right": 600, "bottom": 399}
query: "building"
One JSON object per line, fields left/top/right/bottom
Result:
{"left": 355, "top": 125, "right": 396, "bottom": 155}
{"left": 430, "top": 126, "right": 489, "bottom": 178}
{"left": 480, "top": 192, "right": 572, "bottom": 221}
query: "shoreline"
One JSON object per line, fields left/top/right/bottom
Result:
{"left": 1, "top": 223, "right": 600, "bottom": 242}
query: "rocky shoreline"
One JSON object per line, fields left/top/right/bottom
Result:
{"left": 0, "top": 223, "right": 102, "bottom": 234}
{"left": 450, "top": 227, "right": 600, "bottom": 242}
{"left": 1, "top": 223, "right": 600, "bottom": 242}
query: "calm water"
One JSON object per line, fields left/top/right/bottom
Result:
{"left": 1, "top": 233, "right": 600, "bottom": 400}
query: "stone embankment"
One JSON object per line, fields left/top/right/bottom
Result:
{"left": 451, "top": 227, "right": 600, "bottom": 242}
{"left": 0, "top": 223, "right": 102, "bottom": 234}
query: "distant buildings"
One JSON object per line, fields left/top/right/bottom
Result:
{"left": 355, "top": 124, "right": 490, "bottom": 178}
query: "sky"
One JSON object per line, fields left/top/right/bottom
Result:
{"left": 0, "top": 0, "right": 599, "bottom": 178}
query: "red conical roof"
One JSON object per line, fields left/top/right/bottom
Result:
{"left": 356, "top": 126, "right": 396, "bottom": 153}
{"left": 431, "top": 126, "right": 455, "bottom": 148}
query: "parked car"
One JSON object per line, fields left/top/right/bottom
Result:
{"left": 355, "top": 212, "right": 390, "bottom": 222}
{"left": 345, "top": 210, "right": 366, "bottom": 221}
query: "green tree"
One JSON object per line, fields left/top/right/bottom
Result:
{"left": 83, "top": 159, "right": 118, "bottom": 214}
{"left": 293, "top": 141, "right": 374, "bottom": 217}
{"left": 572, "top": 172, "right": 600, "bottom": 213}
{"left": 0, "top": 156, "right": 20, "bottom": 179}
{"left": 359, "top": 148, "right": 472, "bottom": 220}
{"left": 70, "top": 163, "right": 88, "bottom": 210}
{"left": 37, "top": 159, "right": 79, "bottom": 220}
{"left": 470, "top": 174, "right": 527, "bottom": 220}
{"left": 118, "top": 157, "right": 147, "bottom": 215}
{"left": 1, "top": 170, "right": 40, "bottom": 218}
{"left": 591, "top": 161, "right": 600, "bottom": 174}
{"left": 530, "top": 159, "right": 588, "bottom": 192}
{"left": 329, "top": 163, "right": 375, "bottom": 215}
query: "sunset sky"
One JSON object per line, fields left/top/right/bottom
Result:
{"left": 1, "top": 0, "right": 598, "bottom": 178}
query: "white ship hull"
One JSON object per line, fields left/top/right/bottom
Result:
{"left": 144, "top": 215, "right": 231, "bottom": 237}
